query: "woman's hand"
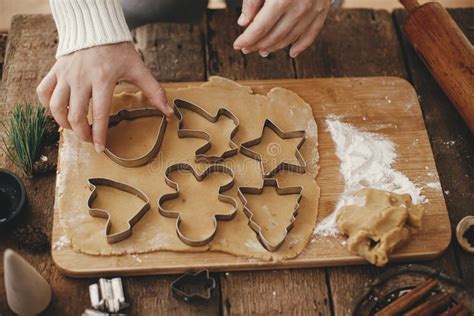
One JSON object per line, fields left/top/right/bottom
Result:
{"left": 233, "top": 0, "right": 331, "bottom": 58}
{"left": 36, "top": 42, "right": 173, "bottom": 152}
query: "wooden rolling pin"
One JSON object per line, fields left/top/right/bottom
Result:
{"left": 400, "top": 0, "right": 474, "bottom": 132}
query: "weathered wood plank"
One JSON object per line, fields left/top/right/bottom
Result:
{"left": 123, "top": 273, "right": 221, "bottom": 316}
{"left": 295, "top": 9, "right": 407, "bottom": 79}
{"left": 206, "top": 8, "right": 295, "bottom": 80}
{"left": 0, "top": 14, "right": 217, "bottom": 315}
{"left": 206, "top": 8, "right": 330, "bottom": 316}
{"left": 133, "top": 21, "right": 207, "bottom": 82}
{"left": 393, "top": 8, "right": 474, "bottom": 285}
{"left": 293, "top": 8, "right": 462, "bottom": 315}
{"left": 222, "top": 270, "right": 331, "bottom": 315}
{"left": 0, "top": 32, "right": 8, "bottom": 79}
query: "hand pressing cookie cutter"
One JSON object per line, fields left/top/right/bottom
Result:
{"left": 238, "top": 178, "right": 303, "bottom": 252}
{"left": 170, "top": 269, "right": 216, "bottom": 304}
{"left": 158, "top": 163, "right": 238, "bottom": 246}
{"left": 87, "top": 178, "right": 150, "bottom": 243}
{"left": 173, "top": 99, "right": 240, "bottom": 163}
{"left": 104, "top": 108, "right": 167, "bottom": 167}
{"left": 239, "top": 119, "right": 306, "bottom": 177}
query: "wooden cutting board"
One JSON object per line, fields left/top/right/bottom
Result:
{"left": 52, "top": 77, "right": 451, "bottom": 277}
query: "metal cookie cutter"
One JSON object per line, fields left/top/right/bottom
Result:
{"left": 104, "top": 108, "right": 167, "bottom": 167}
{"left": 239, "top": 119, "right": 306, "bottom": 177}
{"left": 173, "top": 98, "right": 240, "bottom": 163}
{"left": 158, "top": 163, "right": 238, "bottom": 246}
{"left": 238, "top": 178, "right": 303, "bottom": 252}
{"left": 170, "top": 269, "right": 216, "bottom": 304}
{"left": 88, "top": 277, "right": 129, "bottom": 313}
{"left": 87, "top": 178, "right": 150, "bottom": 243}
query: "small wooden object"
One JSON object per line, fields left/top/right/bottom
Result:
{"left": 374, "top": 279, "right": 438, "bottom": 315}
{"left": 456, "top": 216, "right": 474, "bottom": 254}
{"left": 400, "top": 0, "right": 474, "bottom": 132}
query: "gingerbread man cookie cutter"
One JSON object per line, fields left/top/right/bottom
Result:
{"left": 239, "top": 119, "right": 306, "bottom": 177}
{"left": 238, "top": 178, "right": 303, "bottom": 252}
{"left": 104, "top": 108, "right": 167, "bottom": 167}
{"left": 158, "top": 163, "right": 238, "bottom": 247}
{"left": 87, "top": 178, "right": 150, "bottom": 243}
{"left": 173, "top": 99, "right": 240, "bottom": 163}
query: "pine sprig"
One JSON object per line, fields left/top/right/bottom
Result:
{"left": 2, "top": 103, "right": 47, "bottom": 177}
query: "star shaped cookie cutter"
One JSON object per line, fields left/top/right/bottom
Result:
{"left": 158, "top": 163, "right": 238, "bottom": 247}
{"left": 239, "top": 119, "right": 306, "bottom": 177}
{"left": 104, "top": 108, "right": 167, "bottom": 167}
{"left": 173, "top": 98, "right": 240, "bottom": 163}
{"left": 170, "top": 269, "right": 216, "bottom": 304}
{"left": 87, "top": 178, "right": 150, "bottom": 243}
{"left": 238, "top": 178, "right": 303, "bottom": 252}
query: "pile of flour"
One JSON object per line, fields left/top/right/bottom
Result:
{"left": 314, "top": 116, "right": 426, "bottom": 236}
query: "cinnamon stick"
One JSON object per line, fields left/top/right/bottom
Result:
{"left": 374, "top": 279, "right": 438, "bottom": 316}
{"left": 404, "top": 292, "right": 451, "bottom": 316}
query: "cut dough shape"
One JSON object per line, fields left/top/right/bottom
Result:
{"left": 336, "top": 188, "right": 424, "bottom": 266}
{"left": 158, "top": 163, "right": 237, "bottom": 246}
{"left": 56, "top": 76, "right": 320, "bottom": 260}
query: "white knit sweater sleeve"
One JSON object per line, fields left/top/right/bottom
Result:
{"left": 50, "top": 0, "right": 133, "bottom": 58}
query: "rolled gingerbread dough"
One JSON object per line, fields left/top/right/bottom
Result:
{"left": 55, "top": 76, "right": 320, "bottom": 260}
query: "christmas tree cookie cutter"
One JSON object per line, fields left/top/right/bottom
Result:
{"left": 87, "top": 178, "right": 150, "bottom": 243}
{"left": 173, "top": 98, "right": 240, "bottom": 163}
{"left": 158, "top": 163, "right": 238, "bottom": 247}
{"left": 238, "top": 178, "right": 303, "bottom": 252}
{"left": 170, "top": 269, "right": 216, "bottom": 304}
{"left": 104, "top": 108, "right": 168, "bottom": 167}
{"left": 239, "top": 119, "right": 306, "bottom": 177}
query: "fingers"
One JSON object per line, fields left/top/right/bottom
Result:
{"left": 245, "top": 11, "right": 299, "bottom": 55}
{"left": 91, "top": 82, "right": 114, "bottom": 152}
{"left": 250, "top": 8, "right": 315, "bottom": 55}
{"left": 129, "top": 65, "right": 172, "bottom": 116}
{"left": 68, "top": 86, "right": 92, "bottom": 143}
{"left": 259, "top": 13, "right": 315, "bottom": 55}
{"left": 36, "top": 69, "right": 57, "bottom": 108}
{"left": 238, "top": 0, "right": 264, "bottom": 27}
{"left": 233, "top": 1, "right": 288, "bottom": 50}
{"left": 289, "top": 14, "right": 327, "bottom": 58}
{"left": 49, "top": 82, "right": 71, "bottom": 129}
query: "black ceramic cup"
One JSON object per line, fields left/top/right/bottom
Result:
{"left": 0, "top": 169, "right": 27, "bottom": 228}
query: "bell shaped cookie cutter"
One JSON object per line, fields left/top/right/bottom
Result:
{"left": 238, "top": 178, "right": 303, "bottom": 252}
{"left": 87, "top": 178, "right": 150, "bottom": 243}
{"left": 239, "top": 119, "right": 306, "bottom": 177}
{"left": 170, "top": 269, "right": 216, "bottom": 304}
{"left": 173, "top": 99, "right": 240, "bottom": 163}
{"left": 158, "top": 163, "right": 238, "bottom": 247}
{"left": 104, "top": 108, "right": 167, "bottom": 167}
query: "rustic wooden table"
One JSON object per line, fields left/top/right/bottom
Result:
{"left": 0, "top": 8, "right": 472, "bottom": 315}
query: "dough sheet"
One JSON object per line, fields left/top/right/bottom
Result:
{"left": 55, "top": 76, "right": 320, "bottom": 260}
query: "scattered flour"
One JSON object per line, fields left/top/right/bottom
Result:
{"left": 314, "top": 117, "right": 426, "bottom": 236}
{"left": 426, "top": 182, "right": 441, "bottom": 190}
{"left": 53, "top": 236, "right": 71, "bottom": 250}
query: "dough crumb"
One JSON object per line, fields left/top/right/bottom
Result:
{"left": 336, "top": 188, "right": 424, "bottom": 266}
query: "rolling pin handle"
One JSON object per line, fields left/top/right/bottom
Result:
{"left": 400, "top": 0, "right": 420, "bottom": 12}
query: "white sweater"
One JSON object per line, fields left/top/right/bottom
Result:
{"left": 50, "top": 0, "right": 132, "bottom": 58}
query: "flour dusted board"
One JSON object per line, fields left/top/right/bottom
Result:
{"left": 52, "top": 77, "right": 451, "bottom": 277}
